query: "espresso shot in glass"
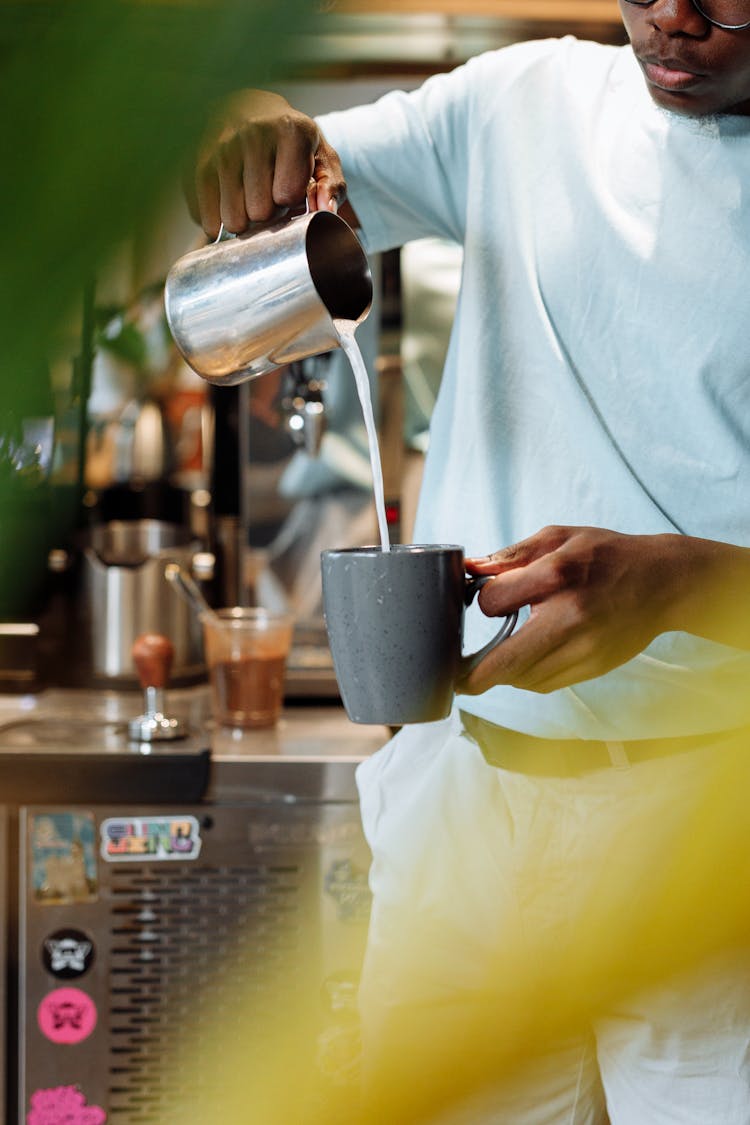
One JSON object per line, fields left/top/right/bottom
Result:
{"left": 202, "top": 608, "right": 294, "bottom": 729}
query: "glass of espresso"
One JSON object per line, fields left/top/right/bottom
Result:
{"left": 201, "top": 608, "right": 294, "bottom": 729}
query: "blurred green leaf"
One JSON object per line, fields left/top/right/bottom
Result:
{"left": 0, "top": 0, "right": 314, "bottom": 616}
{"left": 0, "top": 0, "right": 313, "bottom": 400}
{"left": 98, "top": 320, "right": 148, "bottom": 370}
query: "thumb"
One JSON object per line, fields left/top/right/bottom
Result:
{"left": 311, "top": 135, "right": 347, "bottom": 213}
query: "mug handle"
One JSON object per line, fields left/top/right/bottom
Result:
{"left": 458, "top": 575, "right": 518, "bottom": 683}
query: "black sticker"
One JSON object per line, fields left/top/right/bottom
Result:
{"left": 42, "top": 929, "right": 95, "bottom": 980}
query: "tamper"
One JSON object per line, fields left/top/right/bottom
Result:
{"left": 128, "top": 633, "right": 188, "bottom": 742}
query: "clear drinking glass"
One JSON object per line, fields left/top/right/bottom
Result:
{"left": 202, "top": 607, "right": 294, "bottom": 729}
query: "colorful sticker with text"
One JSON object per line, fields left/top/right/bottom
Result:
{"left": 100, "top": 815, "right": 202, "bottom": 862}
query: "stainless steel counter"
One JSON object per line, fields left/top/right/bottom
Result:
{"left": 0, "top": 686, "right": 389, "bottom": 803}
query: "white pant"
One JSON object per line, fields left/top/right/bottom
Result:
{"left": 355, "top": 711, "right": 750, "bottom": 1125}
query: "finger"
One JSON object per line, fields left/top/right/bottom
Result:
{"left": 476, "top": 555, "right": 570, "bottom": 618}
{"left": 194, "top": 159, "right": 222, "bottom": 240}
{"left": 272, "top": 121, "right": 317, "bottom": 210}
{"left": 237, "top": 127, "right": 277, "bottom": 225}
{"left": 507, "top": 631, "right": 602, "bottom": 694}
{"left": 518, "top": 620, "right": 651, "bottom": 693}
{"left": 215, "top": 133, "right": 254, "bottom": 233}
{"left": 465, "top": 525, "right": 574, "bottom": 576}
{"left": 461, "top": 610, "right": 565, "bottom": 695}
{"left": 463, "top": 600, "right": 617, "bottom": 695}
{"left": 462, "top": 589, "right": 608, "bottom": 693}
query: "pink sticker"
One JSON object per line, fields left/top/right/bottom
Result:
{"left": 37, "top": 987, "right": 97, "bottom": 1045}
{"left": 27, "top": 1083, "right": 106, "bottom": 1124}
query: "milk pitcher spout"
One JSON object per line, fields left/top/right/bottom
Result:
{"left": 164, "top": 210, "right": 373, "bottom": 386}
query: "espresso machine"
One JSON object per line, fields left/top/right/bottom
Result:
{"left": 0, "top": 265, "right": 393, "bottom": 1125}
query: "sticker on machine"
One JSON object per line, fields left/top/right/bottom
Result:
{"left": 37, "top": 986, "right": 98, "bottom": 1045}
{"left": 27, "top": 1084, "right": 106, "bottom": 1124}
{"left": 42, "top": 928, "right": 95, "bottom": 980}
{"left": 100, "top": 815, "right": 202, "bottom": 862}
{"left": 30, "top": 812, "right": 98, "bottom": 905}
{"left": 323, "top": 857, "right": 371, "bottom": 921}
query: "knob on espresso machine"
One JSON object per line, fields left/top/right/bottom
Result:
{"left": 128, "top": 633, "right": 188, "bottom": 743}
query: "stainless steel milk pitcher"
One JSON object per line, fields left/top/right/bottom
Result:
{"left": 164, "top": 210, "right": 373, "bottom": 386}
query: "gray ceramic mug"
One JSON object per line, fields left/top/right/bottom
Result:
{"left": 321, "top": 544, "right": 518, "bottom": 725}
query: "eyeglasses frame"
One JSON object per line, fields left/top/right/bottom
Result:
{"left": 622, "top": 0, "right": 750, "bottom": 31}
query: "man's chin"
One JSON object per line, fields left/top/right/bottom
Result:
{"left": 653, "top": 101, "right": 712, "bottom": 120}
{"left": 646, "top": 90, "right": 718, "bottom": 129}
{"left": 645, "top": 78, "right": 750, "bottom": 119}
{"left": 645, "top": 83, "right": 711, "bottom": 117}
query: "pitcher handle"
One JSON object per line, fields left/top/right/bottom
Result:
{"left": 458, "top": 575, "right": 518, "bottom": 683}
{"left": 212, "top": 186, "right": 313, "bottom": 245}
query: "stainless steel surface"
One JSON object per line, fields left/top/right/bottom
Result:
{"left": 0, "top": 685, "right": 386, "bottom": 808}
{"left": 18, "top": 794, "right": 373, "bottom": 1123}
{"left": 164, "top": 210, "right": 372, "bottom": 385}
{"left": 283, "top": 360, "right": 328, "bottom": 457}
{"left": 0, "top": 686, "right": 386, "bottom": 765}
{"left": 81, "top": 521, "right": 204, "bottom": 683}
{"left": 0, "top": 696, "right": 380, "bottom": 804}
{"left": 88, "top": 519, "right": 185, "bottom": 567}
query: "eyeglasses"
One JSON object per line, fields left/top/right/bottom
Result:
{"left": 623, "top": 0, "right": 750, "bottom": 30}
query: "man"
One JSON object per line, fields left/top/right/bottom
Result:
{"left": 187, "top": 2, "right": 750, "bottom": 1120}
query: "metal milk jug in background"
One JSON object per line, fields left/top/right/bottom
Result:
{"left": 81, "top": 520, "right": 205, "bottom": 683}
{"left": 164, "top": 210, "right": 373, "bottom": 386}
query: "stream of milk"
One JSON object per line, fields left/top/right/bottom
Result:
{"left": 334, "top": 319, "right": 390, "bottom": 551}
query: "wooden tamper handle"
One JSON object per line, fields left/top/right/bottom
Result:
{"left": 128, "top": 633, "right": 186, "bottom": 743}
{"left": 132, "top": 633, "right": 174, "bottom": 690}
